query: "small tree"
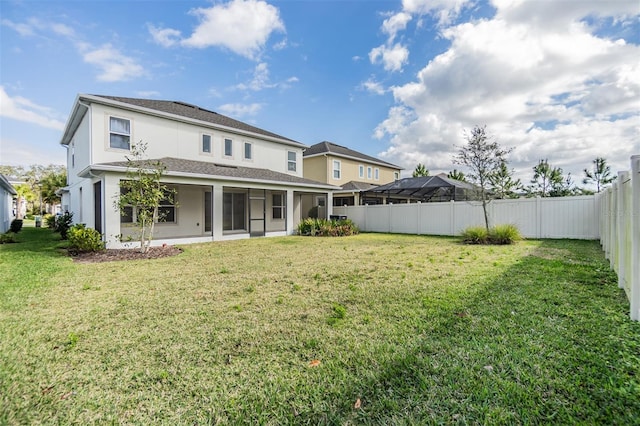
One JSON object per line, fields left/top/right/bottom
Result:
{"left": 114, "top": 141, "right": 175, "bottom": 253}
{"left": 412, "top": 163, "right": 429, "bottom": 177}
{"left": 489, "top": 161, "right": 522, "bottom": 199}
{"left": 447, "top": 169, "right": 466, "bottom": 182}
{"left": 453, "top": 125, "right": 513, "bottom": 231}
{"left": 529, "top": 159, "right": 563, "bottom": 197}
{"left": 583, "top": 157, "right": 616, "bottom": 193}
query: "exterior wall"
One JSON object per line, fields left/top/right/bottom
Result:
{"left": 1, "top": 186, "right": 14, "bottom": 233}
{"left": 67, "top": 111, "right": 92, "bottom": 186}
{"left": 304, "top": 154, "right": 400, "bottom": 186}
{"left": 89, "top": 103, "right": 304, "bottom": 177}
{"left": 303, "top": 156, "right": 328, "bottom": 183}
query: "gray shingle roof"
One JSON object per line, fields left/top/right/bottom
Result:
{"left": 340, "top": 180, "right": 380, "bottom": 191}
{"left": 96, "top": 157, "right": 336, "bottom": 188}
{"left": 303, "top": 141, "right": 401, "bottom": 169}
{"left": 90, "top": 95, "right": 302, "bottom": 145}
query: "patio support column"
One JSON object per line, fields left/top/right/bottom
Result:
{"left": 103, "top": 174, "right": 123, "bottom": 249}
{"left": 327, "top": 191, "right": 333, "bottom": 219}
{"left": 213, "top": 185, "right": 223, "bottom": 241}
{"left": 286, "top": 189, "right": 294, "bottom": 235}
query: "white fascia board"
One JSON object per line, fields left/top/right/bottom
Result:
{"left": 80, "top": 94, "right": 308, "bottom": 149}
{"left": 60, "top": 95, "right": 89, "bottom": 146}
{"left": 303, "top": 151, "right": 402, "bottom": 170}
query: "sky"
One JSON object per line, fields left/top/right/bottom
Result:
{"left": 1, "top": 0, "right": 639, "bottom": 187}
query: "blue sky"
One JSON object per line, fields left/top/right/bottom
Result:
{"left": 1, "top": 0, "right": 639, "bottom": 185}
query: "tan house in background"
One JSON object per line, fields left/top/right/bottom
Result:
{"left": 303, "top": 141, "right": 402, "bottom": 208}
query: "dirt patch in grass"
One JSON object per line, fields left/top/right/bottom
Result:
{"left": 71, "top": 246, "right": 183, "bottom": 263}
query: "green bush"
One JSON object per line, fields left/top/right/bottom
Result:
{"left": 0, "top": 232, "right": 17, "bottom": 244}
{"left": 45, "top": 214, "right": 56, "bottom": 229}
{"left": 296, "top": 218, "right": 359, "bottom": 237}
{"left": 461, "top": 226, "right": 488, "bottom": 244}
{"left": 489, "top": 224, "right": 522, "bottom": 245}
{"left": 9, "top": 219, "right": 23, "bottom": 233}
{"left": 461, "top": 224, "right": 522, "bottom": 245}
{"left": 68, "top": 224, "right": 105, "bottom": 253}
{"left": 55, "top": 212, "right": 74, "bottom": 240}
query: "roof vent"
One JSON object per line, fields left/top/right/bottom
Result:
{"left": 214, "top": 163, "right": 238, "bottom": 169}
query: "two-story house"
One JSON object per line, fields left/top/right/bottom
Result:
{"left": 303, "top": 141, "right": 402, "bottom": 207}
{"left": 59, "top": 95, "right": 337, "bottom": 248}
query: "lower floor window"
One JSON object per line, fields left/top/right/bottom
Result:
{"left": 119, "top": 186, "right": 176, "bottom": 224}
{"left": 223, "top": 191, "right": 246, "bottom": 231}
{"left": 272, "top": 192, "right": 285, "bottom": 219}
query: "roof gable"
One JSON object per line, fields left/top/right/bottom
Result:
{"left": 304, "top": 141, "right": 402, "bottom": 170}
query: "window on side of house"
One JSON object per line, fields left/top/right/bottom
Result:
{"left": 272, "top": 192, "right": 285, "bottom": 220}
{"left": 157, "top": 191, "right": 176, "bottom": 223}
{"left": 109, "top": 116, "right": 131, "bottom": 150}
{"left": 287, "top": 151, "right": 297, "bottom": 172}
{"left": 202, "top": 134, "right": 212, "bottom": 154}
{"left": 359, "top": 165, "right": 364, "bottom": 178}
{"left": 244, "top": 142, "right": 252, "bottom": 160}
{"left": 394, "top": 171, "right": 400, "bottom": 180}
{"left": 374, "top": 168, "right": 380, "bottom": 180}
{"left": 224, "top": 138, "right": 233, "bottom": 157}
{"left": 367, "top": 166, "right": 372, "bottom": 179}
{"left": 333, "top": 160, "right": 341, "bottom": 180}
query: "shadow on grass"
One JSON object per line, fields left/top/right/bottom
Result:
{"left": 294, "top": 240, "right": 640, "bottom": 425}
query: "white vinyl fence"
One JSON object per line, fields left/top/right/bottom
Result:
{"left": 334, "top": 195, "right": 599, "bottom": 239}
{"left": 598, "top": 155, "right": 640, "bottom": 321}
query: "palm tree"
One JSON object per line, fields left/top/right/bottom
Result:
{"left": 583, "top": 157, "right": 616, "bottom": 193}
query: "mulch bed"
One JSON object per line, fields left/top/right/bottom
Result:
{"left": 71, "top": 246, "right": 183, "bottom": 263}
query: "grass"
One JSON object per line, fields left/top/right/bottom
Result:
{"left": 1, "top": 228, "right": 639, "bottom": 424}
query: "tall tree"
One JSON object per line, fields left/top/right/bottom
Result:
{"left": 453, "top": 125, "right": 513, "bottom": 231}
{"left": 489, "top": 161, "right": 522, "bottom": 199}
{"left": 412, "top": 163, "right": 429, "bottom": 177}
{"left": 40, "top": 170, "right": 67, "bottom": 206}
{"left": 583, "top": 157, "right": 616, "bottom": 193}
{"left": 114, "top": 141, "right": 175, "bottom": 253}
{"left": 447, "top": 169, "right": 466, "bottom": 182}
{"left": 549, "top": 171, "right": 576, "bottom": 197}
{"left": 529, "top": 159, "right": 563, "bottom": 197}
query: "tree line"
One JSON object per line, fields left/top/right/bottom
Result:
{"left": 0, "top": 164, "right": 66, "bottom": 218}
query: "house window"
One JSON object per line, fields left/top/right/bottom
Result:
{"left": 394, "top": 171, "right": 400, "bottom": 180}
{"left": 367, "top": 166, "right": 372, "bottom": 179}
{"left": 244, "top": 142, "right": 252, "bottom": 160}
{"left": 109, "top": 117, "right": 131, "bottom": 150}
{"left": 333, "top": 160, "right": 341, "bottom": 180}
{"left": 223, "top": 191, "right": 246, "bottom": 231}
{"left": 202, "top": 134, "right": 211, "bottom": 154}
{"left": 287, "top": 151, "right": 297, "bottom": 172}
{"left": 359, "top": 165, "right": 364, "bottom": 178}
{"left": 272, "top": 193, "right": 285, "bottom": 219}
{"left": 119, "top": 186, "right": 176, "bottom": 224}
{"left": 224, "top": 138, "right": 233, "bottom": 157}
{"left": 374, "top": 168, "right": 380, "bottom": 180}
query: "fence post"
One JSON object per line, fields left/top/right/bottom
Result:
{"left": 450, "top": 200, "right": 455, "bottom": 236}
{"left": 618, "top": 172, "right": 629, "bottom": 290}
{"left": 630, "top": 156, "right": 640, "bottom": 321}
{"left": 610, "top": 182, "right": 618, "bottom": 270}
{"left": 536, "top": 197, "right": 541, "bottom": 239}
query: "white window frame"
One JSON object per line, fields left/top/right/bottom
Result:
{"left": 367, "top": 166, "right": 372, "bottom": 180}
{"left": 108, "top": 116, "right": 131, "bottom": 151}
{"left": 272, "top": 192, "right": 285, "bottom": 220}
{"left": 359, "top": 165, "right": 364, "bottom": 179}
{"left": 374, "top": 168, "right": 380, "bottom": 181}
{"left": 201, "top": 133, "right": 212, "bottom": 155}
{"left": 333, "top": 160, "right": 341, "bottom": 180}
{"left": 119, "top": 186, "right": 177, "bottom": 224}
{"left": 394, "top": 171, "right": 400, "bottom": 180}
{"left": 243, "top": 142, "right": 252, "bottom": 161}
{"left": 223, "top": 138, "right": 233, "bottom": 158}
{"left": 287, "top": 151, "right": 297, "bottom": 172}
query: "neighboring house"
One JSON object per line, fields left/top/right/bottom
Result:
{"left": 0, "top": 174, "right": 17, "bottom": 233}
{"left": 361, "top": 174, "right": 480, "bottom": 204}
{"left": 303, "top": 141, "right": 402, "bottom": 208}
{"left": 59, "top": 94, "right": 337, "bottom": 249}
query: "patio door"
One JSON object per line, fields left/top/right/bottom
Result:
{"left": 249, "top": 189, "right": 265, "bottom": 237}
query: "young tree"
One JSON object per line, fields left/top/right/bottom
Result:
{"left": 412, "top": 163, "right": 429, "bottom": 177}
{"left": 583, "top": 157, "right": 616, "bottom": 193}
{"left": 40, "top": 170, "right": 67, "bottom": 207}
{"left": 453, "top": 125, "right": 513, "bottom": 231}
{"left": 447, "top": 169, "right": 466, "bottom": 182}
{"left": 529, "top": 159, "right": 562, "bottom": 197}
{"left": 489, "top": 161, "right": 522, "bottom": 199}
{"left": 114, "top": 141, "right": 175, "bottom": 253}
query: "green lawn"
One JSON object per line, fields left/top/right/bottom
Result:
{"left": 1, "top": 227, "right": 639, "bottom": 425}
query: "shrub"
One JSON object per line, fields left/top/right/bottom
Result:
{"left": 55, "top": 212, "right": 74, "bottom": 240}
{"left": 9, "top": 219, "right": 23, "bottom": 233}
{"left": 68, "top": 224, "right": 105, "bottom": 253}
{"left": 45, "top": 214, "right": 57, "bottom": 229}
{"left": 0, "top": 232, "right": 17, "bottom": 244}
{"left": 489, "top": 224, "right": 522, "bottom": 245}
{"left": 461, "top": 226, "right": 488, "bottom": 244}
{"left": 296, "top": 218, "right": 359, "bottom": 237}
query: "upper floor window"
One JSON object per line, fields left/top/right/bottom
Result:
{"left": 109, "top": 117, "right": 130, "bottom": 150}
{"left": 333, "top": 160, "right": 341, "bottom": 180}
{"left": 224, "top": 138, "right": 233, "bottom": 157}
{"left": 202, "top": 134, "right": 212, "bottom": 154}
{"left": 367, "top": 166, "right": 372, "bottom": 179}
{"left": 287, "top": 151, "right": 297, "bottom": 172}
{"left": 374, "top": 168, "right": 380, "bottom": 180}
{"left": 359, "top": 165, "right": 364, "bottom": 179}
{"left": 244, "top": 142, "right": 252, "bottom": 160}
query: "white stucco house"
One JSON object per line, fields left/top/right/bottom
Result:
{"left": 59, "top": 94, "right": 337, "bottom": 249}
{"left": 0, "top": 174, "right": 17, "bottom": 233}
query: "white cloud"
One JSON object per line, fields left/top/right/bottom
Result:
{"left": 374, "top": 2, "right": 640, "bottom": 181}
{"left": 369, "top": 43, "right": 409, "bottom": 72}
{"left": 135, "top": 91, "right": 161, "bottom": 98}
{"left": 382, "top": 12, "right": 412, "bottom": 41}
{"left": 0, "top": 86, "right": 65, "bottom": 131}
{"left": 180, "top": 0, "right": 285, "bottom": 59}
{"left": 234, "top": 62, "right": 298, "bottom": 91}
{"left": 402, "top": 0, "right": 472, "bottom": 27}
{"left": 218, "top": 103, "right": 263, "bottom": 117}
{"left": 81, "top": 44, "right": 146, "bottom": 82}
{"left": 51, "top": 23, "right": 75, "bottom": 37}
{"left": 361, "top": 77, "right": 386, "bottom": 95}
{"left": 148, "top": 24, "right": 181, "bottom": 48}
{"left": 1, "top": 18, "right": 36, "bottom": 36}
